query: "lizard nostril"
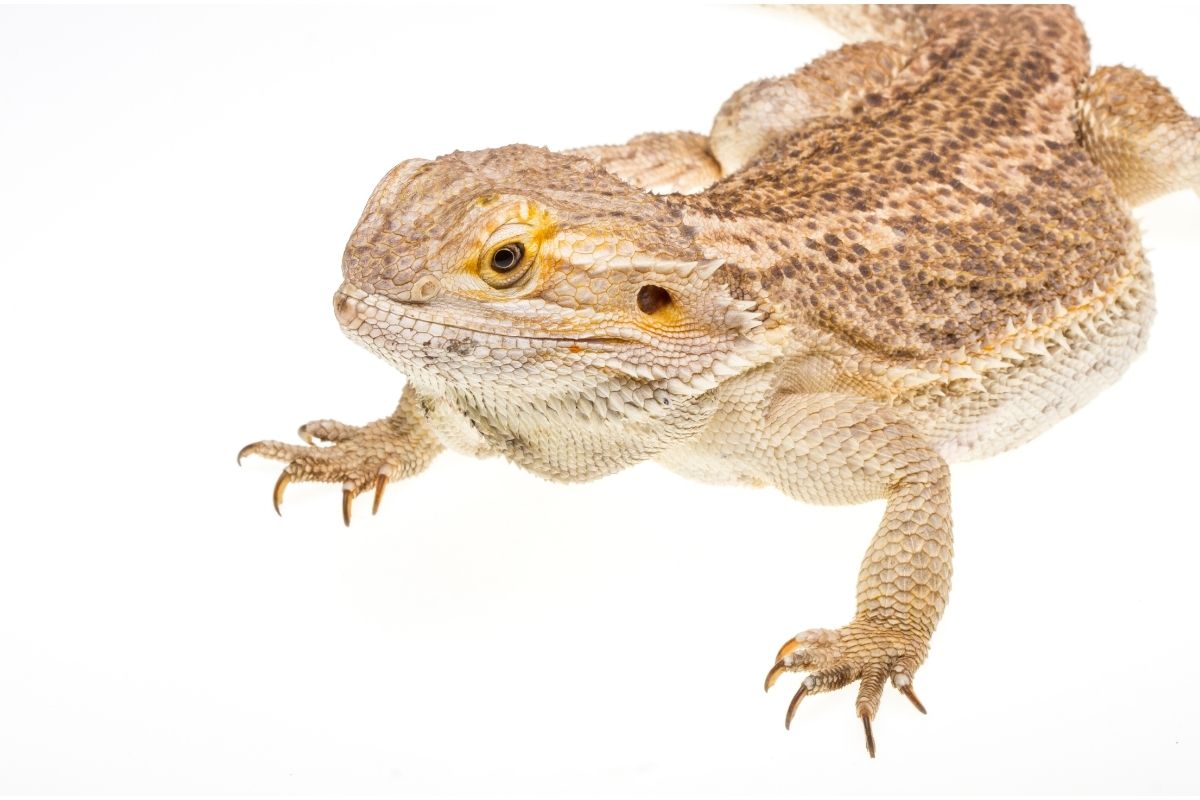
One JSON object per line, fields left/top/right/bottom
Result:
{"left": 409, "top": 275, "right": 441, "bottom": 303}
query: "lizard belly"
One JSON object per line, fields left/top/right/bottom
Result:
{"left": 919, "top": 267, "right": 1156, "bottom": 463}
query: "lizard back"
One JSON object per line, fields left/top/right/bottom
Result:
{"left": 689, "top": 5, "right": 1142, "bottom": 361}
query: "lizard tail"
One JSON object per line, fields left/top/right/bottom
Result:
{"left": 800, "top": 4, "right": 927, "bottom": 49}
{"left": 1077, "top": 65, "right": 1200, "bottom": 206}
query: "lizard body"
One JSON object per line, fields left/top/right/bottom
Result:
{"left": 239, "top": 4, "right": 1197, "bottom": 756}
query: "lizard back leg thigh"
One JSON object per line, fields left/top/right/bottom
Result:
{"left": 1078, "top": 65, "right": 1200, "bottom": 205}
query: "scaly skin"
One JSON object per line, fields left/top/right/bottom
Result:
{"left": 239, "top": 5, "right": 1197, "bottom": 756}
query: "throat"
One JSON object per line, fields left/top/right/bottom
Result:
{"left": 410, "top": 377, "right": 720, "bottom": 483}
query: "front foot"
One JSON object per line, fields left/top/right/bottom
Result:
{"left": 763, "top": 619, "right": 931, "bottom": 758}
{"left": 238, "top": 391, "right": 443, "bottom": 525}
{"left": 238, "top": 418, "right": 407, "bottom": 525}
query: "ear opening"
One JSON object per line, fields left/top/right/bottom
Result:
{"left": 637, "top": 285, "right": 673, "bottom": 314}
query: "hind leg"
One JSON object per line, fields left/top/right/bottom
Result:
{"left": 569, "top": 39, "right": 911, "bottom": 195}
{"left": 1078, "top": 65, "right": 1200, "bottom": 205}
{"left": 709, "top": 40, "right": 907, "bottom": 174}
{"left": 567, "top": 132, "right": 721, "bottom": 195}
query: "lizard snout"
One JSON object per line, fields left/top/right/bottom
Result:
{"left": 333, "top": 291, "right": 362, "bottom": 328}
{"left": 334, "top": 275, "right": 443, "bottom": 329}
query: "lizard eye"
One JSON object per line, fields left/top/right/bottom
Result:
{"left": 490, "top": 243, "right": 524, "bottom": 272}
{"left": 479, "top": 220, "right": 537, "bottom": 289}
{"left": 480, "top": 235, "right": 535, "bottom": 289}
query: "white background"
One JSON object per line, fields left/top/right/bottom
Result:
{"left": 2, "top": 3, "right": 1198, "bottom": 796}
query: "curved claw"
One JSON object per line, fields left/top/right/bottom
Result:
{"left": 342, "top": 484, "right": 354, "bottom": 527}
{"left": 372, "top": 473, "right": 389, "bottom": 515}
{"left": 776, "top": 637, "right": 802, "bottom": 662}
{"left": 764, "top": 659, "right": 789, "bottom": 692}
{"left": 861, "top": 712, "right": 876, "bottom": 758}
{"left": 784, "top": 681, "right": 810, "bottom": 730}
{"left": 273, "top": 471, "right": 291, "bottom": 516}
{"left": 298, "top": 426, "right": 315, "bottom": 446}
{"left": 898, "top": 682, "right": 927, "bottom": 715}
{"left": 237, "top": 443, "right": 256, "bottom": 466}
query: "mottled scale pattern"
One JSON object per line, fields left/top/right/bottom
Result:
{"left": 239, "top": 3, "right": 1197, "bottom": 756}
{"left": 688, "top": 6, "right": 1124, "bottom": 360}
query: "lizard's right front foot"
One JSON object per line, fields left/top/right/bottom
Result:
{"left": 238, "top": 415, "right": 434, "bottom": 526}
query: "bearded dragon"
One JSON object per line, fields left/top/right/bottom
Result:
{"left": 238, "top": 5, "right": 1199, "bottom": 756}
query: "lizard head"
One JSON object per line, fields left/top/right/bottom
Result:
{"left": 335, "top": 145, "right": 782, "bottom": 422}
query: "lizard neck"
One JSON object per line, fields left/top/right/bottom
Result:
{"left": 406, "top": 369, "right": 722, "bottom": 483}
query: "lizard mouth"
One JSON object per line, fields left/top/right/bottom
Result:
{"left": 334, "top": 285, "right": 636, "bottom": 348}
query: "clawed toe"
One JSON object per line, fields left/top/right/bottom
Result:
{"left": 273, "top": 469, "right": 291, "bottom": 515}
{"left": 860, "top": 712, "right": 876, "bottom": 758}
{"left": 237, "top": 422, "right": 403, "bottom": 525}
{"left": 784, "top": 677, "right": 814, "bottom": 729}
{"left": 764, "top": 659, "right": 788, "bottom": 692}
{"left": 339, "top": 467, "right": 392, "bottom": 526}
{"left": 238, "top": 392, "right": 442, "bottom": 527}
{"left": 237, "top": 439, "right": 299, "bottom": 466}
{"left": 893, "top": 674, "right": 927, "bottom": 715}
{"left": 342, "top": 482, "right": 355, "bottom": 526}
{"left": 765, "top": 624, "right": 930, "bottom": 757}
{"left": 372, "top": 472, "right": 390, "bottom": 515}
{"left": 298, "top": 419, "right": 357, "bottom": 445}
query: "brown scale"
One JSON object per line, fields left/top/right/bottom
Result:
{"left": 686, "top": 6, "right": 1127, "bottom": 359}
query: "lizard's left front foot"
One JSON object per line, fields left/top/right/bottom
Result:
{"left": 764, "top": 619, "right": 931, "bottom": 758}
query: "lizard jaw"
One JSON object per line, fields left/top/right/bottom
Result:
{"left": 334, "top": 282, "right": 635, "bottom": 347}
{"left": 334, "top": 281, "right": 785, "bottom": 398}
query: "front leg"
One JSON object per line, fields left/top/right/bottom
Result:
{"left": 238, "top": 384, "right": 444, "bottom": 525}
{"left": 753, "top": 392, "right": 953, "bottom": 756}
